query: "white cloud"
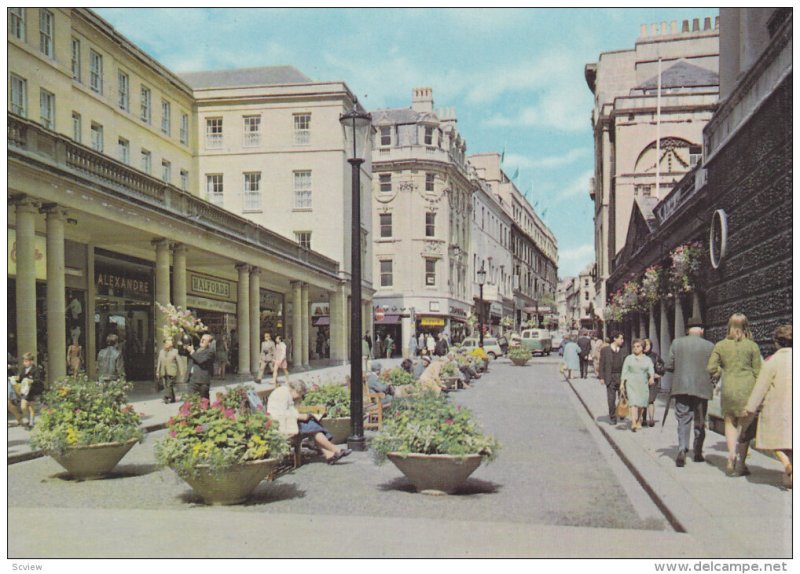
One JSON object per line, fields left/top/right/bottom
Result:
{"left": 504, "top": 149, "right": 590, "bottom": 171}
{"left": 554, "top": 169, "right": 594, "bottom": 202}
{"left": 558, "top": 243, "right": 595, "bottom": 276}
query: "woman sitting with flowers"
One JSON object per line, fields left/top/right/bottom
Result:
{"left": 267, "top": 380, "right": 351, "bottom": 465}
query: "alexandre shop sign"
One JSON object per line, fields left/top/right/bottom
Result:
{"left": 188, "top": 272, "right": 235, "bottom": 302}
{"left": 95, "top": 270, "right": 151, "bottom": 297}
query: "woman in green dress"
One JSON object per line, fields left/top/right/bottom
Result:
{"left": 707, "top": 313, "right": 763, "bottom": 476}
{"left": 621, "top": 339, "right": 654, "bottom": 432}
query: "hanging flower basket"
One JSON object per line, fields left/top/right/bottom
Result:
{"left": 640, "top": 265, "right": 663, "bottom": 306}
{"left": 668, "top": 242, "right": 704, "bottom": 294}
{"left": 618, "top": 280, "right": 642, "bottom": 315}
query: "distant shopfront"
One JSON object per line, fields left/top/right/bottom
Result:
{"left": 94, "top": 250, "right": 154, "bottom": 381}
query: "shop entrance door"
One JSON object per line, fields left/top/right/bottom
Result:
{"left": 95, "top": 297, "right": 153, "bottom": 381}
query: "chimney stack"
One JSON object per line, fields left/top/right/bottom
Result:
{"left": 682, "top": 19, "right": 690, "bottom": 32}
{"left": 704, "top": 16, "right": 712, "bottom": 30}
{"left": 692, "top": 18, "right": 700, "bottom": 32}
{"left": 670, "top": 20, "right": 677, "bottom": 34}
{"left": 412, "top": 87, "right": 434, "bottom": 113}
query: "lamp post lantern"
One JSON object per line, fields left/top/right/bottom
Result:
{"left": 477, "top": 262, "right": 487, "bottom": 348}
{"left": 339, "top": 98, "right": 372, "bottom": 451}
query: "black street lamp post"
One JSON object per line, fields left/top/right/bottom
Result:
{"left": 340, "top": 99, "right": 372, "bottom": 452}
{"left": 477, "top": 262, "right": 487, "bottom": 348}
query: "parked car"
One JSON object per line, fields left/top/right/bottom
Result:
{"left": 551, "top": 333, "right": 564, "bottom": 352}
{"left": 460, "top": 337, "right": 506, "bottom": 359}
{"left": 519, "top": 328, "right": 553, "bottom": 356}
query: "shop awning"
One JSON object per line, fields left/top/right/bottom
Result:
{"left": 312, "top": 316, "right": 330, "bottom": 326}
{"left": 375, "top": 314, "right": 401, "bottom": 325}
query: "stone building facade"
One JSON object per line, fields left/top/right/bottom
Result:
{"left": 604, "top": 8, "right": 792, "bottom": 358}
{"left": 7, "top": 8, "right": 357, "bottom": 383}
{"left": 585, "top": 16, "right": 720, "bottom": 330}
{"left": 369, "top": 88, "right": 473, "bottom": 355}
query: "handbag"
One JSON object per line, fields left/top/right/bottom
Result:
{"left": 616, "top": 388, "right": 630, "bottom": 419}
{"left": 19, "top": 377, "right": 32, "bottom": 397}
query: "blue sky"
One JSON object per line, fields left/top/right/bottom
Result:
{"left": 96, "top": 7, "right": 717, "bottom": 277}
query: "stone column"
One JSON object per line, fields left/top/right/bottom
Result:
{"left": 691, "top": 292, "right": 702, "bottom": 322}
{"left": 301, "top": 283, "right": 310, "bottom": 368}
{"left": 172, "top": 244, "right": 187, "bottom": 310}
{"left": 236, "top": 264, "right": 251, "bottom": 376}
{"left": 401, "top": 316, "right": 412, "bottom": 359}
{"left": 86, "top": 245, "right": 97, "bottom": 379}
{"left": 648, "top": 305, "right": 660, "bottom": 356}
{"left": 639, "top": 312, "right": 647, "bottom": 341}
{"left": 329, "top": 284, "right": 346, "bottom": 363}
{"left": 659, "top": 301, "right": 673, "bottom": 392}
{"left": 153, "top": 238, "right": 171, "bottom": 359}
{"left": 15, "top": 199, "right": 38, "bottom": 358}
{"left": 249, "top": 267, "right": 261, "bottom": 375}
{"left": 674, "top": 293, "right": 686, "bottom": 340}
{"left": 291, "top": 282, "right": 303, "bottom": 369}
{"left": 43, "top": 205, "right": 67, "bottom": 385}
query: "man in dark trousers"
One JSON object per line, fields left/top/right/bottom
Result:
{"left": 186, "top": 333, "right": 215, "bottom": 400}
{"left": 577, "top": 330, "right": 593, "bottom": 379}
{"left": 664, "top": 317, "right": 715, "bottom": 467}
{"left": 599, "top": 332, "right": 626, "bottom": 424}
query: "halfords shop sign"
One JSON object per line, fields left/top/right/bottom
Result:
{"left": 189, "top": 272, "right": 234, "bottom": 301}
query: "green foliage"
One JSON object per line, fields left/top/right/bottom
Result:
{"left": 30, "top": 376, "right": 144, "bottom": 455}
{"left": 469, "top": 347, "right": 489, "bottom": 361}
{"left": 372, "top": 392, "right": 500, "bottom": 464}
{"left": 508, "top": 347, "right": 531, "bottom": 362}
{"left": 154, "top": 385, "right": 289, "bottom": 478}
{"left": 302, "top": 383, "right": 350, "bottom": 417}
{"left": 387, "top": 368, "right": 415, "bottom": 387}
{"left": 440, "top": 362, "right": 459, "bottom": 377}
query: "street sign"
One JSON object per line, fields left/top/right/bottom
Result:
{"left": 375, "top": 308, "right": 385, "bottom": 321}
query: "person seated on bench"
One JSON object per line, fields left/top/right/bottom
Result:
{"left": 267, "top": 380, "right": 351, "bottom": 465}
{"left": 366, "top": 362, "right": 394, "bottom": 406}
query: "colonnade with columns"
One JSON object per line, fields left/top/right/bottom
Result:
{"left": 617, "top": 291, "right": 703, "bottom": 358}
{"left": 11, "top": 197, "right": 367, "bottom": 385}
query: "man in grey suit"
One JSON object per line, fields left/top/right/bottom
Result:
{"left": 664, "top": 317, "right": 715, "bottom": 467}
{"left": 186, "top": 333, "right": 215, "bottom": 400}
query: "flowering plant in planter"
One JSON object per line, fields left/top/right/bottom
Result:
{"left": 669, "top": 241, "right": 704, "bottom": 293}
{"left": 155, "top": 385, "right": 289, "bottom": 478}
{"left": 302, "top": 383, "right": 350, "bottom": 417}
{"left": 372, "top": 391, "right": 500, "bottom": 463}
{"left": 500, "top": 316, "right": 514, "bottom": 329}
{"left": 440, "top": 362, "right": 460, "bottom": 378}
{"left": 156, "top": 303, "right": 206, "bottom": 344}
{"left": 469, "top": 347, "right": 489, "bottom": 362}
{"left": 30, "top": 376, "right": 144, "bottom": 456}
{"left": 509, "top": 346, "right": 531, "bottom": 363}
{"left": 640, "top": 265, "right": 663, "bottom": 306}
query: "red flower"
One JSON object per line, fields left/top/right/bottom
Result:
{"left": 264, "top": 420, "right": 272, "bottom": 430}
{"left": 194, "top": 425, "right": 204, "bottom": 433}
{"left": 200, "top": 398, "right": 210, "bottom": 410}
{"left": 445, "top": 418, "right": 454, "bottom": 425}
{"left": 179, "top": 402, "right": 191, "bottom": 416}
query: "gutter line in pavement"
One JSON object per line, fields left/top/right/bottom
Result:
{"left": 565, "top": 376, "right": 687, "bottom": 534}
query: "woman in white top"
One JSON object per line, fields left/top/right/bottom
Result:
{"left": 272, "top": 335, "right": 290, "bottom": 386}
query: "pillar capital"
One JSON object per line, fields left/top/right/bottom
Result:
{"left": 172, "top": 243, "right": 187, "bottom": 254}
{"left": 10, "top": 195, "right": 39, "bottom": 213}
{"left": 249, "top": 266, "right": 261, "bottom": 277}
{"left": 235, "top": 262, "right": 250, "bottom": 273}
{"left": 151, "top": 237, "right": 170, "bottom": 249}
{"left": 39, "top": 203, "right": 67, "bottom": 219}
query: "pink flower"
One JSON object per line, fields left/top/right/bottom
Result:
{"left": 223, "top": 408, "right": 236, "bottom": 420}
{"left": 264, "top": 420, "right": 272, "bottom": 430}
{"left": 194, "top": 425, "right": 204, "bottom": 433}
{"left": 200, "top": 397, "right": 210, "bottom": 410}
{"left": 445, "top": 419, "right": 454, "bottom": 425}
{"left": 212, "top": 400, "right": 222, "bottom": 409}
{"left": 169, "top": 431, "right": 177, "bottom": 438}
{"left": 179, "top": 402, "right": 191, "bottom": 416}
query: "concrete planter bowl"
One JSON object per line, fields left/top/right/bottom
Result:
{"left": 387, "top": 452, "right": 483, "bottom": 495}
{"left": 176, "top": 458, "right": 280, "bottom": 506}
{"left": 441, "top": 376, "right": 461, "bottom": 391}
{"left": 321, "top": 417, "right": 351, "bottom": 444}
{"left": 50, "top": 438, "right": 139, "bottom": 480}
{"left": 510, "top": 357, "right": 530, "bottom": 366}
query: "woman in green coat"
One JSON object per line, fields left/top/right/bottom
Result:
{"left": 621, "top": 339, "right": 655, "bottom": 432}
{"left": 707, "top": 313, "right": 763, "bottom": 477}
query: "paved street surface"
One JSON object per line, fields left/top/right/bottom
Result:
{"left": 6, "top": 358, "right": 791, "bottom": 558}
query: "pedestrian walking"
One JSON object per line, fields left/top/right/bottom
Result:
{"left": 426, "top": 333, "right": 435, "bottom": 355}
{"left": 408, "top": 333, "right": 418, "bottom": 358}
{"left": 66, "top": 337, "right": 82, "bottom": 377}
{"left": 215, "top": 334, "right": 229, "bottom": 379}
{"left": 562, "top": 336, "right": 581, "bottom": 380}
{"left": 14, "top": 352, "right": 44, "bottom": 429}
{"left": 707, "top": 313, "right": 763, "bottom": 476}
{"left": 272, "top": 334, "right": 290, "bottom": 386}
{"left": 97, "top": 334, "right": 125, "bottom": 383}
{"left": 577, "top": 330, "right": 592, "bottom": 379}
{"left": 743, "top": 325, "right": 792, "bottom": 488}
{"left": 418, "top": 332, "right": 425, "bottom": 355}
{"left": 642, "top": 338, "right": 665, "bottom": 427}
{"left": 257, "top": 332, "right": 276, "bottom": 384}
{"left": 385, "top": 334, "right": 394, "bottom": 358}
{"left": 599, "top": 332, "right": 626, "bottom": 425}
{"left": 664, "top": 317, "right": 715, "bottom": 467}
{"left": 434, "top": 333, "right": 449, "bottom": 357}
{"left": 591, "top": 336, "right": 606, "bottom": 376}
{"left": 620, "top": 339, "right": 655, "bottom": 432}
{"left": 186, "top": 333, "right": 215, "bottom": 400}
{"left": 157, "top": 338, "right": 180, "bottom": 404}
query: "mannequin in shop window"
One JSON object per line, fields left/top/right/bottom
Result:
{"left": 66, "top": 336, "right": 82, "bottom": 377}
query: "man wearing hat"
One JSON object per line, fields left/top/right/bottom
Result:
{"left": 664, "top": 316, "right": 715, "bottom": 467}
